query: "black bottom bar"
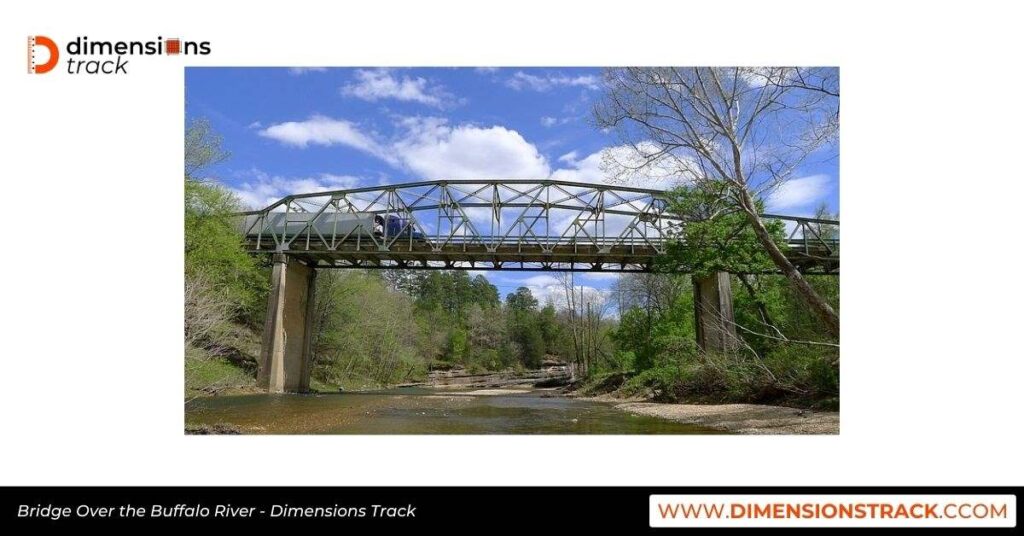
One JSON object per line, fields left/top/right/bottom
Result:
{"left": 1, "top": 487, "right": 1019, "bottom": 532}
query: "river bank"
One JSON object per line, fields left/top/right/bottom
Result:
{"left": 574, "top": 393, "right": 837, "bottom": 434}
{"left": 425, "top": 366, "right": 838, "bottom": 434}
{"left": 185, "top": 364, "right": 837, "bottom": 434}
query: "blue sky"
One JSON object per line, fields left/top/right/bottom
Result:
{"left": 185, "top": 67, "right": 838, "bottom": 305}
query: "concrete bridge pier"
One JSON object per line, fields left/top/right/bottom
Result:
{"left": 693, "top": 272, "right": 738, "bottom": 353}
{"left": 258, "top": 254, "right": 316, "bottom": 393}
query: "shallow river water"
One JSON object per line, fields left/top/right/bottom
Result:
{"left": 185, "top": 387, "right": 717, "bottom": 434}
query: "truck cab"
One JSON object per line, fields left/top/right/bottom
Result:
{"left": 377, "top": 215, "right": 425, "bottom": 240}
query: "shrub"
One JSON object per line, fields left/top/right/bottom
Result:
{"left": 763, "top": 345, "right": 839, "bottom": 399}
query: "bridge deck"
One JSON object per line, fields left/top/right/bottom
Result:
{"left": 243, "top": 237, "right": 838, "bottom": 273}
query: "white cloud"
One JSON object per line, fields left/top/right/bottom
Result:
{"left": 259, "top": 115, "right": 549, "bottom": 179}
{"left": 288, "top": 67, "right": 327, "bottom": 75}
{"left": 258, "top": 115, "right": 396, "bottom": 164}
{"left": 576, "top": 272, "right": 622, "bottom": 282}
{"left": 230, "top": 169, "right": 362, "bottom": 210}
{"left": 520, "top": 274, "right": 561, "bottom": 288}
{"left": 392, "top": 117, "right": 551, "bottom": 178}
{"left": 258, "top": 116, "right": 693, "bottom": 189}
{"left": 491, "top": 273, "right": 613, "bottom": 311}
{"left": 765, "top": 174, "right": 832, "bottom": 212}
{"left": 550, "top": 151, "right": 603, "bottom": 183}
{"left": 550, "top": 143, "right": 685, "bottom": 187}
{"left": 247, "top": 121, "right": 263, "bottom": 129}
{"left": 540, "top": 116, "right": 571, "bottom": 128}
{"left": 505, "top": 71, "right": 600, "bottom": 92}
{"left": 474, "top": 67, "right": 500, "bottom": 74}
{"left": 341, "top": 68, "right": 455, "bottom": 108}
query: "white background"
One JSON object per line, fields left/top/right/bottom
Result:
{"left": 1, "top": 1, "right": 1022, "bottom": 486}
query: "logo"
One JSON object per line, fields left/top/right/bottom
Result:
{"left": 27, "top": 36, "right": 60, "bottom": 74}
{"left": 26, "top": 35, "right": 211, "bottom": 75}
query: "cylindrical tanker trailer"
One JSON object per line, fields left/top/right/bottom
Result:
{"left": 241, "top": 212, "right": 424, "bottom": 240}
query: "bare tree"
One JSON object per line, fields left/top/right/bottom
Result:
{"left": 558, "top": 272, "right": 612, "bottom": 377}
{"left": 559, "top": 272, "right": 582, "bottom": 378}
{"left": 613, "top": 272, "right": 686, "bottom": 316}
{"left": 184, "top": 271, "right": 234, "bottom": 349}
{"left": 184, "top": 271, "right": 240, "bottom": 404}
{"left": 595, "top": 67, "right": 840, "bottom": 337}
{"left": 184, "top": 118, "right": 230, "bottom": 181}
{"left": 812, "top": 202, "right": 839, "bottom": 241}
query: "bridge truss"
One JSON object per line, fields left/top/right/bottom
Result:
{"left": 239, "top": 179, "right": 839, "bottom": 273}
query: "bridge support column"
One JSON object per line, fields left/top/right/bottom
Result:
{"left": 258, "top": 254, "right": 316, "bottom": 393}
{"left": 693, "top": 272, "right": 738, "bottom": 353}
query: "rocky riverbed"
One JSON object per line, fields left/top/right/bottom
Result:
{"left": 415, "top": 363, "right": 572, "bottom": 389}
{"left": 418, "top": 366, "right": 838, "bottom": 434}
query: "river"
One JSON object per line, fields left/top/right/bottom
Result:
{"left": 184, "top": 387, "right": 719, "bottom": 434}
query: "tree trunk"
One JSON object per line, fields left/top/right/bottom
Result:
{"left": 738, "top": 189, "right": 840, "bottom": 338}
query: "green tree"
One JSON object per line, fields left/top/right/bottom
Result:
{"left": 595, "top": 67, "right": 840, "bottom": 336}
{"left": 611, "top": 307, "right": 656, "bottom": 369}
{"left": 184, "top": 118, "right": 266, "bottom": 325}
{"left": 505, "top": 287, "right": 539, "bottom": 312}
{"left": 411, "top": 271, "right": 499, "bottom": 318}
{"left": 184, "top": 181, "right": 266, "bottom": 321}
{"left": 310, "top": 271, "right": 425, "bottom": 387}
{"left": 505, "top": 287, "right": 544, "bottom": 367}
{"left": 660, "top": 186, "right": 785, "bottom": 278}
{"left": 537, "top": 303, "right": 561, "bottom": 355}
{"left": 470, "top": 275, "right": 501, "bottom": 308}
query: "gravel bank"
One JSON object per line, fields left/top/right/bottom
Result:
{"left": 599, "top": 400, "right": 838, "bottom": 434}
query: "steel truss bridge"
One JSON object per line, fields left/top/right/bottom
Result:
{"left": 239, "top": 179, "right": 839, "bottom": 273}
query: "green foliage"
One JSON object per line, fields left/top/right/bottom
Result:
{"left": 762, "top": 344, "right": 839, "bottom": 399}
{"left": 183, "top": 117, "right": 266, "bottom": 326}
{"left": 446, "top": 328, "right": 469, "bottom": 362}
{"left": 605, "top": 270, "right": 839, "bottom": 407}
{"left": 505, "top": 286, "right": 539, "bottom": 312}
{"left": 621, "top": 365, "right": 686, "bottom": 400}
{"left": 403, "top": 281, "right": 557, "bottom": 371}
{"left": 621, "top": 352, "right": 764, "bottom": 403}
{"left": 184, "top": 353, "right": 255, "bottom": 397}
{"left": 611, "top": 307, "right": 655, "bottom": 368}
{"left": 538, "top": 303, "right": 561, "bottom": 350}
{"left": 464, "top": 303, "right": 510, "bottom": 369}
{"left": 586, "top": 185, "right": 842, "bottom": 406}
{"left": 410, "top": 271, "right": 500, "bottom": 318}
{"left": 183, "top": 117, "right": 269, "bottom": 402}
{"left": 593, "top": 350, "right": 634, "bottom": 375}
{"left": 660, "top": 186, "right": 785, "bottom": 277}
{"left": 184, "top": 180, "right": 267, "bottom": 323}
{"left": 611, "top": 294, "right": 696, "bottom": 372}
{"left": 311, "top": 271, "right": 425, "bottom": 387}
{"left": 509, "top": 316, "right": 545, "bottom": 368}
{"left": 471, "top": 275, "right": 501, "bottom": 308}
{"left": 504, "top": 287, "right": 546, "bottom": 368}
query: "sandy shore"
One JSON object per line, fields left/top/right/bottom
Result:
{"left": 581, "top": 395, "right": 838, "bottom": 434}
